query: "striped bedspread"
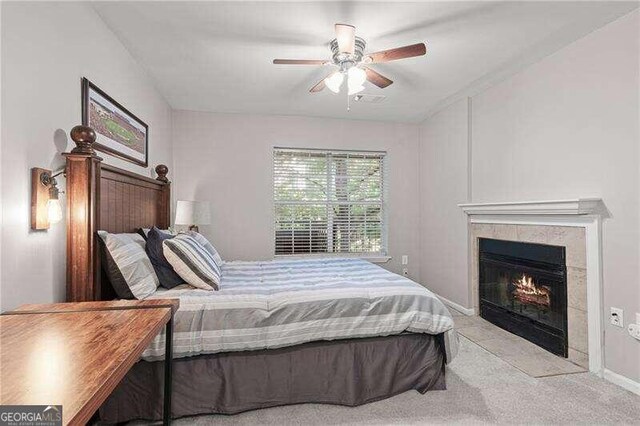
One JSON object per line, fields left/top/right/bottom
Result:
{"left": 143, "top": 258, "right": 459, "bottom": 362}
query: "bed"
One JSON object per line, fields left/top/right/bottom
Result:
{"left": 62, "top": 130, "right": 458, "bottom": 423}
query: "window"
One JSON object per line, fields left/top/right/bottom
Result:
{"left": 274, "top": 148, "right": 387, "bottom": 256}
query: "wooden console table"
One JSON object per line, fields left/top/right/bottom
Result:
{"left": 0, "top": 299, "right": 179, "bottom": 425}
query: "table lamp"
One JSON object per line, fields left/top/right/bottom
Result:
{"left": 175, "top": 200, "right": 211, "bottom": 233}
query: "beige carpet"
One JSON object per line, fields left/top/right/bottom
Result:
{"left": 131, "top": 335, "right": 640, "bottom": 425}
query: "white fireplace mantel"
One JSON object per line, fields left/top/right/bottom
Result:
{"left": 457, "top": 197, "right": 608, "bottom": 377}
{"left": 458, "top": 198, "right": 610, "bottom": 218}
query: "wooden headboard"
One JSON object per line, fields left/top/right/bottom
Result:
{"left": 64, "top": 126, "right": 170, "bottom": 302}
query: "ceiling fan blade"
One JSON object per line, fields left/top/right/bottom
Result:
{"left": 335, "top": 23, "right": 356, "bottom": 54}
{"left": 309, "top": 76, "right": 328, "bottom": 93}
{"left": 364, "top": 43, "right": 426, "bottom": 63}
{"left": 273, "top": 59, "right": 327, "bottom": 65}
{"left": 364, "top": 67, "right": 393, "bottom": 88}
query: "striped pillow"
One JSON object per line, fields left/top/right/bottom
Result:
{"left": 163, "top": 234, "right": 221, "bottom": 291}
{"left": 186, "top": 231, "right": 223, "bottom": 267}
{"left": 97, "top": 231, "right": 159, "bottom": 299}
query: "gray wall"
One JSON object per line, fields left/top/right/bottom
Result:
{"left": 418, "top": 10, "right": 639, "bottom": 382}
{"left": 171, "top": 111, "right": 421, "bottom": 279}
{"left": 418, "top": 99, "right": 471, "bottom": 307}
{"left": 0, "top": 2, "right": 173, "bottom": 310}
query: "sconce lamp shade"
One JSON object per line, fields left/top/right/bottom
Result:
{"left": 47, "top": 199, "right": 63, "bottom": 224}
{"left": 175, "top": 201, "right": 211, "bottom": 226}
{"left": 31, "top": 167, "right": 63, "bottom": 230}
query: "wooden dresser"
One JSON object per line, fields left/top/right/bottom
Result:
{"left": 0, "top": 299, "right": 179, "bottom": 425}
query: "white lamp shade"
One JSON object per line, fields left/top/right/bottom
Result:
{"left": 325, "top": 72, "right": 344, "bottom": 93}
{"left": 175, "top": 200, "right": 211, "bottom": 225}
{"left": 347, "top": 67, "right": 366, "bottom": 95}
{"left": 47, "top": 199, "right": 63, "bottom": 224}
{"left": 347, "top": 67, "right": 366, "bottom": 87}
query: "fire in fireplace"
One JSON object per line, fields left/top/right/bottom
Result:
{"left": 512, "top": 274, "right": 551, "bottom": 307}
{"left": 479, "top": 238, "right": 568, "bottom": 357}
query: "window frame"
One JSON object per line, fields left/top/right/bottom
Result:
{"left": 272, "top": 147, "right": 389, "bottom": 261}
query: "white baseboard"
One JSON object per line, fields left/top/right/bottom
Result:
{"left": 603, "top": 369, "right": 640, "bottom": 396}
{"left": 436, "top": 294, "right": 476, "bottom": 316}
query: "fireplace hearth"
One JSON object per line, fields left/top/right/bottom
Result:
{"left": 479, "top": 238, "right": 568, "bottom": 357}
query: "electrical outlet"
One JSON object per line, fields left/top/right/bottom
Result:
{"left": 629, "top": 323, "right": 640, "bottom": 341}
{"left": 627, "top": 313, "right": 640, "bottom": 341}
{"left": 610, "top": 307, "right": 624, "bottom": 328}
{"left": 402, "top": 268, "right": 409, "bottom": 277}
{"left": 402, "top": 255, "right": 408, "bottom": 265}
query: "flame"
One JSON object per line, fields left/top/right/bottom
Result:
{"left": 512, "top": 274, "right": 551, "bottom": 307}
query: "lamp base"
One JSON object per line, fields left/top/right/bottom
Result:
{"left": 188, "top": 225, "right": 199, "bottom": 233}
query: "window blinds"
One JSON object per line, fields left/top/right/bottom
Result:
{"left": 274, "top": 148, "right": 387, "bottom": 256}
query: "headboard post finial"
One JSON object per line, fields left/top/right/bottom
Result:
{"left": 70, "top": 125, "right": 97, "bottom": 155}
{"left": 155, "top": 164, "right": 170, "bottom": 183}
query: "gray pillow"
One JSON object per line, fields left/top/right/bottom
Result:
{"left": 98, "top": 231, "right": 159, "bottom": 299}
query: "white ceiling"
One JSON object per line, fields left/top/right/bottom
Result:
{"left": 93, "top": 1, "right": 637, "bottom": 123}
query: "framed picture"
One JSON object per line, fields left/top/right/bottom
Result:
{"left": 81, "top": 77, "right": 148, "bottom": 167}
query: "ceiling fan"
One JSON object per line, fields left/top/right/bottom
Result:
{"left": 273, "top": 23, "right": 426, "bottom": 96}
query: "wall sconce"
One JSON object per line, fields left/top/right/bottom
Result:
{"left": 31, "top": 167, "right": 65, "bottom": 230}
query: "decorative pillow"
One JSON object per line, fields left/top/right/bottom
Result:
{"left": 145, "top": 227, "right": 184, "bottom": 289}
{"left": 137, "top": 227, "right": 172, "bottom": 241}
{"left": 186, "top": 231, "right": 223, "bottom": 267}
{"left": 97, "top": 231, "right": 159, "bottom": 299}
{"left": 163, "top": 234, "right": 221, "bottom": 291}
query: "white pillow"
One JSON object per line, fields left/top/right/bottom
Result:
{"left": 163, "top": 234, "right": 221, "bottom": 291}
{"left": 97, "top": 231, "right": 159, "bottom": 299}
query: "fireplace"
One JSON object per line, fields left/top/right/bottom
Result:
{"left": 479, "top": 238, "right": 568, "bottom": 357}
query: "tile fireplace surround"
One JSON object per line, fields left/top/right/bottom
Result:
{"left": 459, "top": 199, "right": 609, "bottom": 375}
{"left": 471, "top": 223, "right": 586, "bottom": 367}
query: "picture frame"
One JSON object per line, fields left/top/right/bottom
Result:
{"left": 81, "top": 77, "right": 149, "bottom": 167}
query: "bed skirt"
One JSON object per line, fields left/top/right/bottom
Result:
{"left": 99, "top": 333, "right": 446, "bottom": 422}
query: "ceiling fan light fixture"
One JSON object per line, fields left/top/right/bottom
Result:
{"left": 347, "top": 67, "right": 367, "bottom": 95}
{"left": 347, "top": 67, "right": 367, "bottom": 87}
{"left": 325, "top": 72, "right": 344, "bottom": 93}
